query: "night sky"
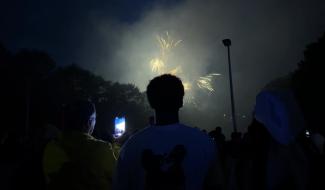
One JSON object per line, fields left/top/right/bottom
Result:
{"left": 1, "top": 0, "right": 325, "bottom": 135}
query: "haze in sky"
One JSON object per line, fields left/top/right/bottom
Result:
{"left": 1, "top": 0, "right": 324, "bottom": 135}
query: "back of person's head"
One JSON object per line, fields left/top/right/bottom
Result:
{"left": 215, "top": 126, "right": 222, "bottom": 133}
{"left": 64, "top": 99, "right": 96, "bottom": 134}
{"left": 146, "top": 74, "right": 184, "bottom": 111}
{"left": 231, "top": 132, "right": 242, "bottom": 141}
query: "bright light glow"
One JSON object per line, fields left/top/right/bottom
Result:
{"left": 114, "top": 117, "right": 125, "bottom": 138}
{"left": 196, "top": 73, "right": 221, "bottom": 92}
{"left": 169, "top": 66, "right": 182, "bottom": 75}
{"left": 150, "top": 58, "right": 165, "bottom": 74}
{"left": 149, "top": 31, "right": 221, "bottom": 103}
{"left": 156, "top": 31, "right": 182, "bottom": 55}
{"left": 183, "top": 82, "right": 192, "bottom": 91}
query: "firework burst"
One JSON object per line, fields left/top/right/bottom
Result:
{"left": 196, "top": 73, "right": 221, "bottom": 92}
{"left": 150, "top": 58, "right": 165, "bottom": 74}
{"left": 149, "top": 31, "right": 220, "bottom": 103}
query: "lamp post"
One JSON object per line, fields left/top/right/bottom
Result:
{"left": 222, "top": 39, "right": 237, "bottom": 132}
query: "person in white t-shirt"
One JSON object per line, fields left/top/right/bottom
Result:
{"left": 113, "top": 74, "right": 221, "bottom": 190}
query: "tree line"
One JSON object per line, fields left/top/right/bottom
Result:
{"left": 0, "top": 43, "right": 151, "bottom": 142}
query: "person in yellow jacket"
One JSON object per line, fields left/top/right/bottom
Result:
{"left": 43, "top": 100, "right": 117, "bottom": 190}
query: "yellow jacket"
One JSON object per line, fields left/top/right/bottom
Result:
{"left": 43, "top": 131, "right": 117, "bottom": 190}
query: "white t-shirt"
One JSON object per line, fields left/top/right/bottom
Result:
{"left": 113, "top": 123, "right": 217, "bottom": 190}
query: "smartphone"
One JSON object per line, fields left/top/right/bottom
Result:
{"left": 113, "top": 117, "right": 126, "bottom": 138}
{"left": 305, "top": 129, "right": 310, "bottom": 138}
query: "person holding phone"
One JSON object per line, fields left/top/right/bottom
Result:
{"left": 114, "top": 74, "right": 222, "bottom": 190}
{"left": 43, "top": 100, "right": 116, "bottom": 190}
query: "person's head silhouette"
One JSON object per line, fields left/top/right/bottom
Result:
{"left": 64, "top": 100, "right": 96, "bottom": 134}
{"left": 146, "top": 74, "right": 184, "bottom": 125}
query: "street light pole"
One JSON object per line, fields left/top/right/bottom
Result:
{"left": 222, "top": 39, "right": 237, "bottom": 132}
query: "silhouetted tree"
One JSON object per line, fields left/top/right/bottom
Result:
{"left": 0, "top": 44, "right": 150, "bottom": 142}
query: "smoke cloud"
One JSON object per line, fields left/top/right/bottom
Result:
{"left": 76, "top": 0, "right": 325, "bottom": 136}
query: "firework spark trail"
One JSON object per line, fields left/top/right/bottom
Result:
{"left": 183, "top": 82, "right": 192, "bottom": 91}
{"left": 156, "top": 31, "right": 182, "bottom": 55}
{"left": 149, "top": 32, "right": 221, "bottom": 104}
{"left": 150, "top": 32, "right": 182, "bottom": 74}
{"left": 150, "top": 58, "right": 165, "bottom": 74}
{"left": 169, "top": 66, "right": 182, "bottom": 75}
{"left": 196, "top": 73, "right": 221, "bottom": 92}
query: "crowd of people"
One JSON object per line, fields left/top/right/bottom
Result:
{"left": 1, "top": 34, "right": 324, "bottom": 190}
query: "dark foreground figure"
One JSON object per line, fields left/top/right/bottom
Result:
{"left": 113, "top": 74, "right": 222, "bottom": 190}
{"left": 43, "top": 100, "right": 116, "bottom": 190}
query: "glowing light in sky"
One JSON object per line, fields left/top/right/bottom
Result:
{"left": 196, "top": 73, "right": 221, "bottom": 92}
{"left": 183, "top": 82, "right": 192, "bottom": 91}
{"left": 149, "top": 31, "right": 220, "bottom": 102}
{"left": 150, "top": 58, "right": 165, "bottom": 74}
{"left": 157, "top": 31, "right": 182, "bottom": 56}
